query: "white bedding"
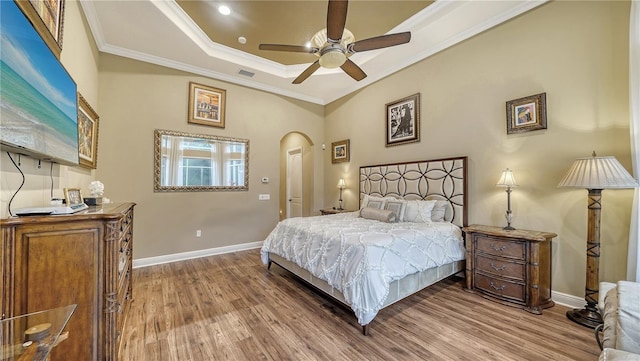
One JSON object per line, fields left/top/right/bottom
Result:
{"left": 260, "top": 212, "right": 465, "bottom": 325}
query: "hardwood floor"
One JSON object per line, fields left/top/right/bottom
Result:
{"left": 120, "top": 249, "right": 601, "bottom": 360}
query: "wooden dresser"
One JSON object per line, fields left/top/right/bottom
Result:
{"left": 462, "top": 224, "right": 557, "bottom": 314}
{"left": 0, "top": 202, "right": 135, "bottom": 360}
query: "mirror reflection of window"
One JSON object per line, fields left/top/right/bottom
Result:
{"left": 154, "top": 129, "right": 248, "bottom": 192}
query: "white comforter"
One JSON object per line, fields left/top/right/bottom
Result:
{"left": 260, "top": 212, "right": 465, "bottom": 325}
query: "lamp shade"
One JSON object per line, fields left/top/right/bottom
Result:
{"left": 496, "top": 168, "right": 518, "bottom": 187}
{"left": 337, "top": 178, "right": 346, "bottom": 189}
{"left": 558, "top": 154, "right": 638, "bottom": 189}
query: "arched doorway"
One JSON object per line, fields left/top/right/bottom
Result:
{"left": 280, "top": 132, "right": 314, "bottom": 220}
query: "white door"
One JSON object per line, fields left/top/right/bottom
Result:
{"left": 287, "top": 147, "right": 303, "bottom": 218}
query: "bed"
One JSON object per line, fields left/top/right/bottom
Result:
{"left": 261, "top": 156, "right": 468, "bottom": 335}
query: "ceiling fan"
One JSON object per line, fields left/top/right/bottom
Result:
{"left": 258, "top": 0, "right": 411, "bottom": 84}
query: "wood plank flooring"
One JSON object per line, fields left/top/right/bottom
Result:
{"left": 120, "top": 249, "right": 601, "bottom": 360}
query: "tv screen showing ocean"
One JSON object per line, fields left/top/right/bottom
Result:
{"left": 0, "top": 0, "right": 78, "bottom": 165}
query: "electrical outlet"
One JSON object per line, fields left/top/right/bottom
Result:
{"left": 259, "top": 194, "right": 270, "bottom": 200}
{"left": 196, "top": 230, "right": 201, "bottom": 237}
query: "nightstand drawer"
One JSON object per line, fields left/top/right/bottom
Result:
{"left": 475, "top": 254, "right": 525, "bottom": 281}
{"left": 475, "top": 273, "right": 525, "bottom": 303}
{"left": 475, "top": 235, "right": 525, "bottom": 260}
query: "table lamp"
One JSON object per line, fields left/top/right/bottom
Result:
{"left": 558, "top": 151, "right": 638, "bottom": 328}
{"left": 337, "top": 178, "right": 346, "bottom": 210}
{"left": 497, "top": 168, "right": 518, "bottom": 230}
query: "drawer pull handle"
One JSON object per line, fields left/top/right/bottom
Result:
{"left": 490, "top": 244, "right": 507, "bottom": 252}
{"left": 490, "top": 282, "right": 506, "bottom": 291}
{"left": 490, "top": 262, "right": 506, "bottom": 271}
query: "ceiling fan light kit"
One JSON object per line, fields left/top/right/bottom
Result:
{"left": 319, "top": 46, "right": 346, "bottom": 68}
{"left": 258, "top": 0, "right": 412, "bottom": 84}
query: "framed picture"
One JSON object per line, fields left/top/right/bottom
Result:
{"left": 78, "top": 94, "right": 100, "bottom": 169}
{"left": 386, "top": 93, "right": 420, "bottom": 147}
{"left": 331, "top": 139, "right": 350, "bottom": 164}
{"left": 506, "top": 92, "right": 547, "bottom": 134}
{"left": 188, "top": 82, "right": 226, "bottom": 128}
{"left": 15, "top": 0, "right": 65, "bottom": 59}
{"left": 63, "top": 188, "right": 83, "bottom": 205}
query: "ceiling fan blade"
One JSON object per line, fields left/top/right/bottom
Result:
{"left": 340, "top": 59, "right": 367, "bottom": 81}
{"left": 326, "top": 0, "right": 348, "bottom": 42}
{"left": 259, "top": 44, "right": 318, "bottom": 54}
{"left": 293, "top": 60, "right": 321, "bottom": 84}
{"left": 348, "top": 32, "right": 411, "bottom": 53}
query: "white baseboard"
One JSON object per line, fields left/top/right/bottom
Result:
{"left": 133, "top": 245, "right": 587, "bottom": 308}
{"left": 132, "top": 241, "right": 263, "bottom": 269}
{"left": 551, "top": 290, "right": 585, "bottom": 309}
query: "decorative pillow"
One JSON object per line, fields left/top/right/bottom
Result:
{"left": 360, "top": 207, "right": 396, "bottom": 223}
{"left": 384, "top": 199, "right": 407, "bottom": 222}
{"left": 403, "top": 200, "right": 437, "bottom": 223}
{"left": 360, "top": 194, "right": 386, "bottom": 210}
{"left": 431, "top": 200, "right": 450, "bottom": 222}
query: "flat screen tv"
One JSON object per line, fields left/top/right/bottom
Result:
{"left": 0, "top": 0, "right": 78, "bottom": 165}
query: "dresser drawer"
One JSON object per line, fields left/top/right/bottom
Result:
{"left": 475, "top": 235, "right": 525, "bottom": 260}
{"left": 474, "top": 272, "right": 525, "bottom": 303}
{"left": 475, "top": 254, "right": 525, "bottom": 281}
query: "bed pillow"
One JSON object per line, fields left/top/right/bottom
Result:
{"left": 431, "top": 200, "right": 450, "bottom": 222}
{"left": 384, "top": 199, "right": 407, "bottom": 222}
{"left": 360, "top": 207, "right": 396, "bottom": 223}
{"left": 403, "top": 200, "right": 437, "bottom": 223}
{"left": 360, "top": 194, "right": 387, "bottom": 210}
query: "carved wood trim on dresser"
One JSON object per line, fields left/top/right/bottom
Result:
{"left": 462, "top": 224, "right": 557, "bottom": 315}
{"left": 0, "top": 202, "right": 135, "bottom": 361}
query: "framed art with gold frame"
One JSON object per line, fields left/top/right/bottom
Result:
{"left": 78, "top": 94, "right": 100, "bottom": 169}
{"left": 331, "top": 139, "right": 350, "bottom": 164}
{"left": 506, "top": 92, "right": 547, "bottom": 134}
{"left": 188, "top": 82, "right": 226, "bottom": 128}
{"left": 15, "top": 0, "right": 65, "bottom": 58}
{"left": 63, "top": 187, "right": 83, "bottom": 205}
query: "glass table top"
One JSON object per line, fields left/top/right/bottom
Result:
{"left": 0, "top": 304, "right": 76, "bottom": 361}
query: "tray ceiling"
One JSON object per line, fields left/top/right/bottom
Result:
{"left": 80, "top": 0, "right": 546, "bottom": 105}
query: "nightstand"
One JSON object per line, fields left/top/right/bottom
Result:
{"left": 320, "top": 208, "right": 352, "bottom": 215}
{"left": 462, "top": 224, "right": 557, "bottom": 314}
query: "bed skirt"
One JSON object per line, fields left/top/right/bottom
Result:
{"left": 267, "top": 252, "right": 464, "bottom": 334}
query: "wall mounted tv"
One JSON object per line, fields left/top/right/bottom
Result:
{"left": 0, "top": 0, "right": 79, "bottom": 165}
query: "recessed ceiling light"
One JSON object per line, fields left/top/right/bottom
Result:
{"left": 218, "top": 5, "right": 231, "bottom": 16}
{"left": 238, "top": 36, "right": 247, "bottom": 44}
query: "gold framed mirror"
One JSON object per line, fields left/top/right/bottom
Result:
{"left": 154, "top": 129, "right": 249, "bottom": 192}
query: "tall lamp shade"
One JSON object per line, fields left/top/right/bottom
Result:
{"left": 558, "top": 152, "right": 638, "bottom": 328}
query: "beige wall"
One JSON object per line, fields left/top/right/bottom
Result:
{"left": 325, "top": 1, "right": 633, "bottom": 297}
{"left": 97, "top": 54, "right": 324, "bottom": 259}
{"left": 0, "top": 0, "right": 98, "bottom": 218}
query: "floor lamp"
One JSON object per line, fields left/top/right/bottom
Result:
{"left": 558, "top": 152, "right": 638, "bottom": 328}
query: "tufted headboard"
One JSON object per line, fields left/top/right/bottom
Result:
{"left": 359, "top": 156, "right": 468, "bottom": 228}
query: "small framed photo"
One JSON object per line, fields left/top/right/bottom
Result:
{"left": 15, "top": 0, "right": 66, "bottom": 58}
{"left": 188, "top": 82, "right": 226, "bottom": 128}
{"left": 331, "top": 139, "right": 350, "bottom": 164}
{"left": 64, "top": 188, "right": 83, "bottom": 205}
{"left": 506, "top": 92, "right": 547, "bottom": 134}
{"left": 78, "top": 94, "right": 100, "bottom": 169}
{"left": 386, "top": 93, "right": 420, "bottom": 147}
